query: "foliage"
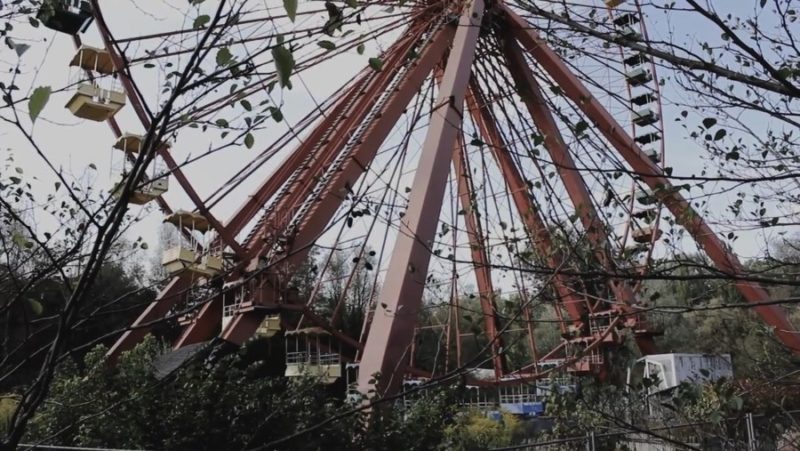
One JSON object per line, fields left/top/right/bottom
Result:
{"left": 24, "top": 338, "right": 480, "bottom": 451}
{"left": 26, "top": 338, "right": 354, "bottom": 449}
{"left": 1, "top": 255, "right": 155, "bottom": 391}
{"left": 0, "top": 397, "right": 17, "bottom": 436}
{"left": 643, "top": 254, "right": 800, "bottom": 380}
{"left": 543, "top": 382, "right": 630, "bottom": 450}
{"left": 444, "top": 410, "right": 521, "bottom": 451}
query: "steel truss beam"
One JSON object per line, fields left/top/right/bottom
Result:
{"left": 221, "top": 80, "right": 364, "bottom": 240}
{"left": 243, "top": 27, "right": 428, "bottom": 256}
{"left": 107, "top": 277, "right": 189, "bottom": 362}
{"left": 503, "top": 5, "right": 800, "bottom": 354}
{"left": 172, "top": 29, "right": 431, "bottom": 348}
{"left": 503, "top": 35, "right": 657, "bottom": 355}
{"left": 466, "top": 80, "right": 589, "bottom": 327}
{"left": 176, "top": 21, "right": 457, "bottom": 347}
{"left": 453, "top": 134, "right": 507, "bottom": 378}
{"left": 357, "top": 0, "right": 485, "bottom": 397}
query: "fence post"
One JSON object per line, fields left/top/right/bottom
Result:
{"left": 585, "top": 430, "right": 596, "bottom": 451}
{"left": 746, "top": 412, "right": 757, "bottom": 451}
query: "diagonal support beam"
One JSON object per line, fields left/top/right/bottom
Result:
{"left": 453, "top": 134, "right": 507, "bottom": 378}
{"left": 106, "top": 276, "right": 189, "bottom": 362}
{"left": 357, "top": 0, "right": 485, "bottom": 397}
{"left": 222, "top": 78, "right": 368, "bottom": 239}
{"left": 243, "top": 27, "right": 426, "bottom": 256}
{"left": 215, "top": 22, "right": 458, "bottom": 346}
{"left": 504, "top": 5, "right": 800, "bottom": 354}
{"left": 466, "top": 80, "right": 589, "bottom": 326}
{"left": 503, "top": 34, "right": 657, "bottom": 354}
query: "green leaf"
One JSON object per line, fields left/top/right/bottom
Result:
{"left": 28, "top": 86, "right": 51, "bottom": 123}
{"left": 12, "top": 232, "right": 28, "bottom": 249}
{"left": 702, "top": 117, "right": 717, "bottom": 129}
{"left": 368, "top": 57, "right": 383, "bottom": 71}
{"left": 356, "top": 43, "right": 365, "bottom": 55}
{"left": 244, "top": 133, "right": 255, "bottom": 149}
{"left": 28, "top": 298, "right": 43, "bottom": 316}
{"left": 317, "top": 40, "right": 336, "bottom": 51}
{"left": 240, "top": 99, "right": 252, "bottom": 111}
{"left": 283, "top": 0, "right": 298, "bottom": 22}
{"left": 216, "top": 47, "right": 234, "bottom": 67}
{"left": 269, "top": 106, "right": 284, "bottom": 122}
{"left": 713, "top": 129, "right": 727, "bottom": 141}
{"left": 14, "top": 43, "right": 30, "bottom": 57}
{"left": 193, "top": 14, "right": 210, "bottom": 29}
{"left": 215, "top": 118, "right": 229, "bottom": 128}
{"left": 272, "top": 45, "right": 295, "bottom": 88}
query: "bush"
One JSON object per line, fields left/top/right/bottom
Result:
{"left": 445, "top": 410, "right": 521, "bottom": 450}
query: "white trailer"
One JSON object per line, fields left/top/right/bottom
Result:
{"left": 629, "top": 353, "right": 733, "bottom": 394}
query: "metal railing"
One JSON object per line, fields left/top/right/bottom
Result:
{"left": 285, "top": 351, "right": 340, "bottom": 365}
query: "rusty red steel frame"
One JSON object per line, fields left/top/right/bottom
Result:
{"left": 503, "top": 5, "right": 800, "bottom": 354}
{"left": 102, "top": 0, "right": 800, "bottom": 392}
{"left": 356, "top": 0, "right": 485, "bottom": 397}
{"left": 220, "top": 22, "right": 457, "bottom": 346}
{"left": 504, "top": 37, "right": 657, "bottom": 354}
{"left": 466, "top": 81, "right": 589, "bottom": 328}
{"left": 453, "top": 134, "right": 507, "bottom": 378}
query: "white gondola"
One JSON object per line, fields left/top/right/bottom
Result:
{"left": 66, "top": 45, "right": 126, "bottom": 121}
{"left": 642, "top": 146, "right": 660, "bottom": 163}
{"left": 161, "top": 211, "right": 223, "bottom": 277}
{"left": 632, "top": 108, "right": 659, "bottom": 127}
{"left": 462, "top": 385, "right": 497, "bottom": 411}
{"left": 111, "top": 134, "right": 169, "bottom": 205}
{"left": 498, "top": 382, "right": 544, "bottom": 417}
{"left": 401, "top": 377, "right": 430, "bottom": 410}
{"left": 38, "top": 0, "right": 94, "bottom": 35}
{"left": 625, "top": 67, "right": 652, "bottom": 87}
{"left": 636, "top": 188, "right": 657, "bottom": 205}
{"left": 564, "top": 338, "right": 604, "bottom": 372}
{"left": 221, "top": 279, "right": 244, "bottom": 330}
{"left": 255, "top": 315, "right": 282, "bottom": 338}
{"left": 284, "top": 327, "right": 341, "bottom": 384}
{"left": 632, "top": 225, "right": 662, "bottom": 244}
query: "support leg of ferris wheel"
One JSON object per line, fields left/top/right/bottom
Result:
{"left": 356, "top": 0, "right": 485, "bottom": 398}
{"left": 106, "top": 276, "right": 189, "bottom": 363}
{"left": 502, "top": 6, "right": 800, "bottom": 353}
{"left": 453, "top": 133, "right": 507, "bottom": 378}
{"left": 466, "top": 80, "right": 589, "bottom": 328}
{"left": 503, "top": 35, "right": 657, "bottom": 355}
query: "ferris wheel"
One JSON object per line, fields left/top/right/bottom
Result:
{"left": 37, "top": 0, "right": 800, "bottom": 399}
